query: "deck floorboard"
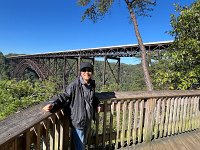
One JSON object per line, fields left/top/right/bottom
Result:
{"left": 121, "top": 130, "right": 200, "bottom": 150}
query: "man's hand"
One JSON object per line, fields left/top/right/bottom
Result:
{"left": 43, "top": 104, "right": 54, "bottom": 112}
{"left": 97, "top": 106, "right": 101, "bottom": 113}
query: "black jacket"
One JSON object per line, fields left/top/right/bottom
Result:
{"left": 50, "top": 77, "right": 100, "bottom": 129}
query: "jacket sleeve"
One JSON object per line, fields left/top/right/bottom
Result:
{"left": 49, "top": 92, "right": 70, "bottom": 112}
{"left": 93, "top": 96, "right": 100, "bottom": 109}
{"left": 49, "top": 83, "right": 73, "bottom": 113}
{"left": 91, "top": 80, "right": 100, "bottom": 109}
{"left": 92, "top": 95, "right": 100, "bottom": 123}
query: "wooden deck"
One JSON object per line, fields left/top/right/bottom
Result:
{"left": 121, "top": 130, "right": 200, "bottom": 150}
{"left": 1, "top": 90, "right": 200, "bottom": 150}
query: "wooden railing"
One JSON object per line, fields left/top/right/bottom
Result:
{"left": 0, "top": 90, "right": 200, "bottom": 150}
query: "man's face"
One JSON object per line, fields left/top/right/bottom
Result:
{"left": 80, "top": 67, "right": 93, "bottom": 82}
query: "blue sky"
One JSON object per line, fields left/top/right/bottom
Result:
{"left": 0, "top": 0, "right": 196, "bottom": 63}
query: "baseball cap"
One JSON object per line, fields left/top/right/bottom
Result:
{"left": 80, "top": 62, "right": 93, "bottom": 72}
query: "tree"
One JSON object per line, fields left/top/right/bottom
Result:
{"left": 78, "top": 0, "right": 156, "bottom": 91}
{"left": 0, "top": 52, "right": 9, "bottom": 80}
{"left": 153, "top": 0, "right": 200, "bottom": 90}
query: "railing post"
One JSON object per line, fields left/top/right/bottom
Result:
{"left": 26, "top": 130, "right": 31, "bottom": 150}
{"left": 143, "top": 98, "right": 156, "bottom": 142}
{"left": 62, "top": 111, "right": 70, "bottom": 150}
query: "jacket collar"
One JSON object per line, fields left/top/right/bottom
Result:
{"left": 79, "top": 76, "right": 92, "bottom": 86}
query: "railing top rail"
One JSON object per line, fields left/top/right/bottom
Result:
{"left": 97, "top": 90, "right": 200, "bottom": 100}
{"left": 0, "top": 90, "right": 200, "bottom": 145}
{"left": 0, "top": 101, "right": 51, "bottom": 145}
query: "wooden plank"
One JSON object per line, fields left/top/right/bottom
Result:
{"left": 138, "top": 100, "right": 144, "bottom": 143}
{"left": 115, "top": 100, "right": 121, "bottom": 149}
{"left": 87, "top": 123, "right": 92, "bottom": 150}
{"left": 168, "top": 98, "right": 174, "bottom": 136}
{"left": 35, "top": 124, "right": 41, "bottom": 150}
{"left": 190, "top": 96, "right": 195, "bottom": 130}
{"left": 163, "top": 138, "right": 175, "bottom": 150}
{"left": 54, "top": 112, "right": 60, "bottom": 150}
{"left": 172, "top": 97, "right": 178, "bottom": 135}
{"left": 167, "top": 136, "right": 187, "bottom": 150}
{"left": 63, "top": 113, "right": 69, "bottom": 150}
{"left": 182, "top": 97, "right": 188, "bottom": 132}
{"left": 153, "top": 140, "right": 166, "bottom": 150}
{"left": 154, "top": 98, "right": 161, "bottom": 139}
{"left": 178, "top": 134, "right": 197, "bottom": 150}
{"left": 42, "top": 119, "right": 49, "bottom": 150}
{"left": 192, "top": 131, "right": 200, "bottom": 144}
{"left": 197, "top": 96, "right": 200, "bottom": 128}
{"left": 26, "top": 130, "right": 31, "bottom": 150}
{"left": 2, "top": 140, "right": 16, "bottom": 150}
{"left": 49, "top": 115, "right": 55, "bottom": 150}
{"left": 30, "top": 127, "right": 36, "bottom": 146}
{"left": 133, "top": 100, "right": 139, "bottom": 144}
{"left": 193, "top": 96, "right": 199, "bottom": 130}
{"left": 185, "top": 96, "right": 191, "bottom": 131}
{"left": 95, "top": 108, "right": 100, "bottom": 149}
{"left": 143, "top": 99, "right": 149, "bottom": 142}
{"left": 164, "top": 98, "right": 170, "bottom": 137}
{"left": 109, "top": 101, "right": 114, "bottom": 149}
{"left": 185, "top": 133, "right": 200, "bottom": 149}
{"left": 121, "top": 101, "right": 127, "bottom": 147}
{"left": 59, "top": 112, "right": 64, "bottom": 150}
{"left": 189, "top": 96, "right": 193, "bottom": 131}
{"left": 102, "top": 101, "right": 107, "bottom": 147}
{"left": 159, "top": 98, "right": 165, "bottom": 138}
{"left": 127, "top": 100, "right": 133, "bottom": 145}
{"left": 160, "top": 139, "right": 174, "bottom": 150}
{"left": 14, "top": 138, "right": 18, "bottom": 150}
{"left": 138, "top": 143, "right": 151, "bottom": 150}
{"left": 178, "top": 97, "right": 184, "bottom": 133}
{"left": 96, "top": 90, "right": 200, "bottom": 101}
{"left": 143, "top": 98, "right": 156, "bottom": 142}
{"left": 175, "top": 97, "right": 181, "bottom": 134}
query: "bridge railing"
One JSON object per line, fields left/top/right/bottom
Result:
{"left": 0, "top": 90, "right": 200, "bottom": 150}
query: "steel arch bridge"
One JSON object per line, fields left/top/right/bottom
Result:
{"left": 7, "top": 41, "right": 172, "bottom": 88}
{"left": 12, "top": 59, "right": 50, "bottom": 80}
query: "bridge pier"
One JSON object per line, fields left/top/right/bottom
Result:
{"left": 103, "top": 56, "right": 120, "bottom": 88}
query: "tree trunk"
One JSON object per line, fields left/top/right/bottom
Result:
{"left": 125, "top": 0, "right": 153, "bottom": 91}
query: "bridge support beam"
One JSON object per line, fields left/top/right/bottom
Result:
{"left": 103, "top": 56, "right": 120, "bottom": 90}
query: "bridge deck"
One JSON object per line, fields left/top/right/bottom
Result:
{"left": 122, "top": 130, "right": 200, "bottom": 150}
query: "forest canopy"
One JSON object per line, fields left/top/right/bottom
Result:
{"left": 152, "top": 0, "right": 200, "bottom": 90}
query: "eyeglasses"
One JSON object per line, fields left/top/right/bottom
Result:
{"left": 81, "top": 68, "right": 92, "bottom": 72}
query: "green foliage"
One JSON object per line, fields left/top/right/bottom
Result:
{"left": 78, "top": 0, "right": 156, "bottom": 22}
{"left": 100, "top": 83, "right": 121, "bottom": 92}
{"left": 1, "top": 51, "right": 146, "bottom": 120}
{"left": 78, "top": 0, "right": 114, "bottom": 22}
{"left": 130, "top": 0, "right": 156, "bottom": 17}
{"left": 153, "top": 0, "right": 200, "bottom": 90}
{"left": 0, "top": 79, "right": 58, "bottom": 120}
{"left": 93, "top": 61, "right": 146, "bottom": 92}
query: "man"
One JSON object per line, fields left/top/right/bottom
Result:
{"left": 43, "top": 62, "right": 100, "bottom": 150}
